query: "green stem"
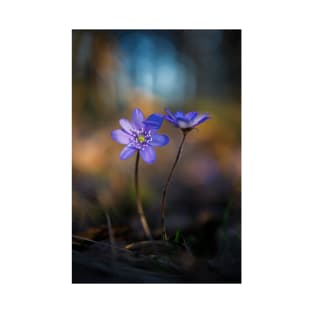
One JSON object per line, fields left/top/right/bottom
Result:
{"left": 135, "top": 151, "right": 153, "bottom": 240}
{"left": 160, "top": 131, "right": 188, "bottom": 240}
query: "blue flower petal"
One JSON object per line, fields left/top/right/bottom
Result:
{"left": 140, "top": 146, "right": 156, "bottom": 164}
{"left": 165, "top": 108, "right": 175, "bottom": 120}
{"left": 144, "top": 113, "right": 164, "bottom": 130}
{"left": 150, "top": 134, "right": 169, "bottom": 146}
{"left": 164, "top": 115, "right": 178, "bottom": 126}
{"left": 190, "top": 113, "right": 210, "bottom": 127}
{"left": 119, "top": 118, "right": 133, "bottom": 134}
{"left": 177, "top": 119, "right": 191, "bottom": 128}
{"left": 120, "top": 146, "right": 137, "bottom": 160}
{"left": 164, "top": 115, "right": 175, "bottom": 123}
{"left": 175, "top": 111, "right": 185, "bottom": 119}
{"left": 111, "top": 130, "right": 131, "bottom": 144}
{"left": 185, "top": 112, "right": 198, "bottom": 121}
{"left": 132, "top": 108, "right": 145, "bottom": 129}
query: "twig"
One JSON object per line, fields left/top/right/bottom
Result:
{"left": 105, "top": 210, "right": 116, "bottom": 257}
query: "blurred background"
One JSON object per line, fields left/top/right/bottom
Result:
{"left": 72, "top": 30, "right": 241, "bottom": 259}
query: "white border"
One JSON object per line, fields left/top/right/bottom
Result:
{"left": 1, "top": 1, "right": 313, "bottom": 312}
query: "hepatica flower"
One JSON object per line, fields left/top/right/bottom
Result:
{"left": 164, "top": 108, "right": 211, "bottom": 131}
{"left": 111, "top": 108, "right": 169, "bottom": 240}
{"left": 111, "top": 108, "right": 169, "bottom": 164}
{"left": 160, "top": 108, "right": 212, "bottom": 240}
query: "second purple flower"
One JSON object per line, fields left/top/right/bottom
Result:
{"left": 164, "top": 108, "right": 211, "bottom": 130}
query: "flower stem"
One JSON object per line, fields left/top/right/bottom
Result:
{"left": 161, "top": 130, "right": 188, "bottom": 240}
{"left": 134, "top": 150, "right": 153, "bottom": 240}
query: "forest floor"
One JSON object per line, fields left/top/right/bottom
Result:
{"left": 72, "top": 220, "right": 241, "bottom": 283}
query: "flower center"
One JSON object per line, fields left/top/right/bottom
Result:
{"left": 128, "top": 128, "right": 152, "bottom": 150}
{"left": 137, "top": 134, "right": 146, "bottom": 143}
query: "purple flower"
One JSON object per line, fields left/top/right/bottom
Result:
{"left": 111, "top": 108, "right": 169, "bottom": 164}
{"left": 164, "top": 108, "right": 211, "bottom": 130}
